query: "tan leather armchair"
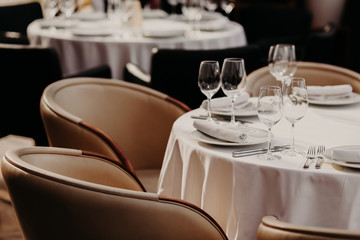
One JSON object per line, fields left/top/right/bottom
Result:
{"left": 40, "top": 78, "right": 190, "bottom": 192}
{"left": 1, "top": 147, "right": 227, "bottom": 240}
{"left": 257, "top": 216, "right": 360, "bottom": 240}
{"left": 246, "top": 61, "right": 360, "bottom": 97}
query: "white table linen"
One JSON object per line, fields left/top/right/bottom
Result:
{"left": 157, "top": 101, "right": 360, "bottom": 240}
{"left": 27, "top": 15, "right": 247, "bottom": 79}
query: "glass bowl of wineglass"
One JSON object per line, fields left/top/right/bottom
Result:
{"left": 198, "top": 60, "right": 221, "bottom": 121}
{"left": 257, "top": 85, "right": 283, "bottom": 160}
{"left": 220, "top": 58, "right": 247, "bottom": 126}
{"left": 59, "top": 0, "right": 76, "bottom": 19}
{"left": 268, "top": 44, "right": 297, "bottom": 93}
{"left": 282, "top": 77, "right": 308, "bottom": 156}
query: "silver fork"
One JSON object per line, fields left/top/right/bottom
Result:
{"left": 303, "top": 146, "right": 316, "bottom": 169}
{"left": 315, "top": 145, "right": 326, "bottom": 169}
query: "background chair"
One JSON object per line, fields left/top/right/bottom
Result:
{"left": 40, "top": 77, "right": 190, "bottom": 192}
{"left": 257, "top": 215, "right": 360, "bottom": 240}
{"left": 245, "top": 61, "right": 360, "bottom": 97}
{"left": 0, "top": 2, "right": 43, "bottom": 44}
{"left": 0, "top": 43, "right": 111, "bottom": 146}
{"left": 2, "top": 146, "right": 228, "bottom": 240}
{"left": 124, "top": 45, "right": 265, "bottom": 109}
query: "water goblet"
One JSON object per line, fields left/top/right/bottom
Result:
{"left": 257, "top": 86, "right": 283, "bottom": 160}
{"left": 220, "top": 58, "right": 247, "bottom": 126}
{"left": 268, "top": 44, "right": 297, "bottom": 93}
{"left": 198, "top": 60, "right": 221, "bottom": 121}
{"left": 59, "top": 0, "right": 76, "bottom": 18}
{"left": 282, "top": 77, "right": 308, "bottom": 156}
{"left": 43, "top": 0, "right": 59, "bottom": 19}
{"left": 182, "top": 0, "right": 203, "bottom": 38}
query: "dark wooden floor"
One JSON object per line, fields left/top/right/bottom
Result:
{"left": 0, "top": 190, "right": 22, "bottom": 240}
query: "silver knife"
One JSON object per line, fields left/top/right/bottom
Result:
{"left": 232, "top": 145, "right": 290, "bottom": 158}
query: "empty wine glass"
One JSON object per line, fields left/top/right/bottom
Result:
{"left": 43, "top": 0, "right": 59, "bottom": 19}
{"left": 198, "top": 60, "right": 221, "bottom": 121}
{"left": 282, "top": 77, "right": 308, "bottom": 156}
{"left": 257, "top": 86, "right": 283, "bottom": 160}
{"left": 220, "top": 58, "right": 247, "bottom": 126}
{"left": 59, "top": 0, "right": 76, "bottom": 18}
{"left": 182, "top": 0, "right": 203, "bottom": 38}
{"left": 268, "top": 44, "right": 297, "bottom": 93}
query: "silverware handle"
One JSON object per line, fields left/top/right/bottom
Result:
{"left": 315, "top": 157, "right": 323, "bottom": 169}
{"left": 232, "top": 149, "right": 283, "bottom": 158}
{"left": 303, "top": 158, "right": 311, "bottom": 168}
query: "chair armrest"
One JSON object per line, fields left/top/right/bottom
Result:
{"left": 123, "top": 63, "right": 151, "bottom": 87}
{"left": 64, "top": 65, "right": 112, "bottom": 79}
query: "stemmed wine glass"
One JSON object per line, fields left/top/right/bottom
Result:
{"left": 182, "top": 0, "right": 203, "bottom": 38}
{"left": 59, "top": 0, "right": 76, "bottom": 18}
{"left": 198, "top": 60, "right": 221, "bottom": 121}
{"left": 257, "top": 86, "right": 283, "bottom": 160}
{"left": 220, "top": 58, "right": 247, "bottom": 126}
{"left": 43, "top": 0, "right": 59, "bottom": 19}
{"left": 282, "top": 77, "right": 308, "bottom": 156}
{"left": 268, "top": 44, "right": 297, "bottom": 92}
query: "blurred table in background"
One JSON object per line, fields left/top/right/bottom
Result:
{"left": 27, "top": 11, "right": 247, "bottom": 79}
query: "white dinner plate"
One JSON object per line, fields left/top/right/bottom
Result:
{"left": 71, "top": 12, "right": 106, "bottom": 21}
{"left": 323, "top": 146, "right": 360, "bottom": 169}
{"left": 142, "top": 29, "right": 185, "bottom": 38}
{"left": 191, "top": 126, "right": 268, "bottom": 146}
{"left": 71, "top": 28, "right": 113, "bottom": 37}
{"left": 308, "top": 92, "right": 360, "bottom": 106}
{"left": 211, "top": 98, "right": 258, "bottom": 117}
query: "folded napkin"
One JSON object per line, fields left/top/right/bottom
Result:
{"left": 193, "top": 120, "right": 247, "bottom": 143}
{"left": 197, "top": 18, "right": 228, "bottom": 31}
{"left": 201, "top": 93, "right": 250, "bottom": 111}
{"left": 307, "top": 84, "right": 353, "bottom": 100}
{"left": 332, "top": 146, "right": 360, "bottom": 163}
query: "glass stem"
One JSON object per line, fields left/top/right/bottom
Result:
{"left": 207, "top": 97, "right": 212, "bottom": 121}
{"left": 291, "top": 123, "right": 295, "bottom": 152}
{"left": 267, "top": 127, "right": 272, "bottom": 155}
{"left": 231, "top": 97, "right": 235, "bottom": 125}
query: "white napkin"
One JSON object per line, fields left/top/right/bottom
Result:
{"left": 332, "top": 146, "right": 360, "bottom": 163}
{"left": 197, "top": 18, "right": 228, "bottom": 31}
{"left": 193, "top": 120, "right": 247, "bottom": 143}
{"left": 307, "top": 84, "right": 353, "bottom": 100}
{"left": 201, "top": 93, "right": 250, "bottom": 111}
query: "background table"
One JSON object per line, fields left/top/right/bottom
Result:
{"left": 27, "top": 14, "right": 247, "bottom": 79}
{"left": 157, "top": 100, "right": 360, "bottom": 240}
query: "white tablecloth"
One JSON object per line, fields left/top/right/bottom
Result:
{"left": 27, "top": 14, "right": 247, "bottom": 79}
{"left": 158, "top": 100, "right": 360, "bottom": 240}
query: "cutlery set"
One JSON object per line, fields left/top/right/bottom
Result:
{"left": 303, "top": 145, "right": 325, "bottom": 169}
{"left": 232, "top": 145, "right": 290, "bottom": 158}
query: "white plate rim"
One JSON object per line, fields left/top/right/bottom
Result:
{"left": 308, "top": 92, "right": 360, "bottom": 106}
{"left": 191, "top": 128, "right": 268, "bottom": 146}
{"left": 323, "top": 145, "right": 360, "bottom": 169}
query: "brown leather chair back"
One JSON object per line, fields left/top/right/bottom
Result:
{"left": 2, "top": 147, "right": 227, "bottom": 240}
{"left": 257, "top": 216, "right": 360, "bottom": 240}
{"left": 246, "top": 61, "right": 360, "bottom": 97}
{"left": 40, "top": 77, "right": 190, "bottom": 192}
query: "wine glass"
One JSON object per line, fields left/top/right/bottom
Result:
{"left": 43, "top": 0, "right": 59, "bottom": 19}
{"left": 198, "top": 60, "right": 221, "bottom": 121}
{"left": 282, "top": 77, "right": 308, "bottom": 156}
{"left": 220, "top": 58, "right": 247, "bottom": 126}
{"left": 268, "top": 44, "right": 297, "bottom": 93}
{"left": 59, "top": 0, "right": 76, "bottom": 18}
{"left": 182, "top": 0, "right": 203, "bottom": 38}
{"left": 257, "top": 86, "right": 283, "bottom": 160}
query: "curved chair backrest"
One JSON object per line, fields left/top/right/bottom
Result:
{"left": 2, "top": 147, "right": 228, "bottom": 240}
{"left": 246, "top": 61, "right": 360, "bottom": 97}
{"left": 40, "top": 78, "right": 190, "bottom": 191}
{"left": 257, "top": 216, "right": 360, "bottom": 240}
{"left": 150, "top": 45, "right": 264, "bottom": 109}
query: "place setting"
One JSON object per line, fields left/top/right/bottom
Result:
{"left": 307, "top": 84, "right": 360, "bottom": 106}
{"left": 192, "top": 58, "right": 270, "bottom": 149}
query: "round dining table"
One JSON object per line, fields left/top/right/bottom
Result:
{"left": 157, "top": 96, "right": 360, "bottom": 240}
{"left": 27, "top": 11, "right": 247, "bottom": 79}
